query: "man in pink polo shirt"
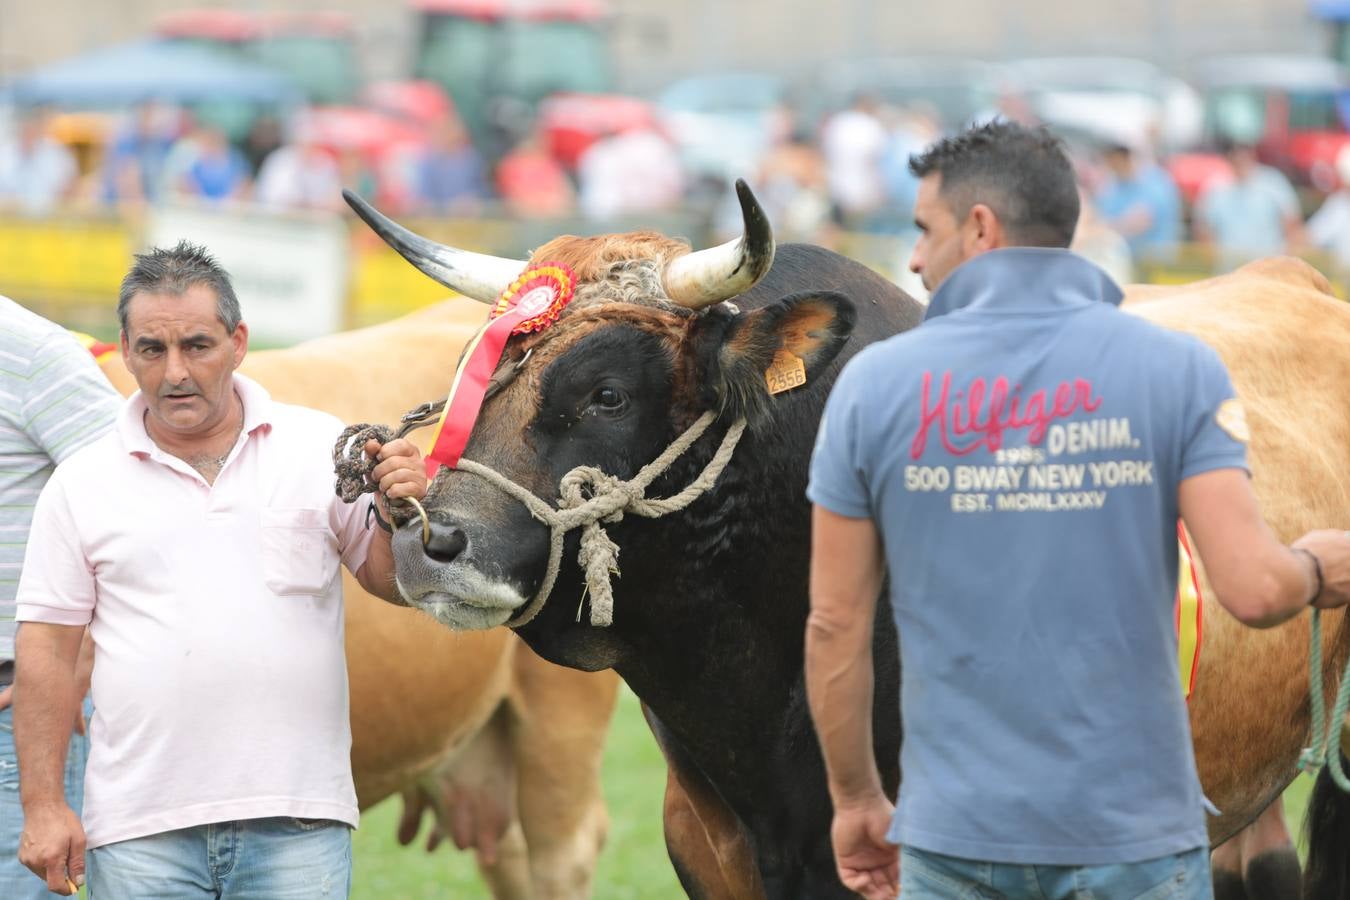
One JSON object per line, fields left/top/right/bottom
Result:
{"left": 11, "top": 241, "right": 428, "bottom": 898}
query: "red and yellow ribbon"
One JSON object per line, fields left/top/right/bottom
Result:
{"left": 423, "top": 263, "right": 575, "bottom": 477}
{"left": 71, "top": 330, "right": 117, "bottom": 366}
{"left": 1176, "top": 523, "right": 1204, "bottom": 701}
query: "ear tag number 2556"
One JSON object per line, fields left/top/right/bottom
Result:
{"left": 766, "top": 350, "right": 807, "bottom": 395}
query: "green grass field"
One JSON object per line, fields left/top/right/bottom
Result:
{"left": 351, "top": 685, "right": 1324, "bottom": 898}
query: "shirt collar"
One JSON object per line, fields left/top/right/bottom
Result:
{"left": 924, "top": 247, "right": 1124, "bottom": 322}
{"left": 117, "top": 372, "right": 275, "bottom": 457}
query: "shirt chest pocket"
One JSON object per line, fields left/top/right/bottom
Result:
{"left": 260, "top": 508, "right": 339, "bottom": 597}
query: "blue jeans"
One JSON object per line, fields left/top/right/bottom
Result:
{"left": 87, "top": 817, "right": 351, "bottom": 899}
{"left": 0, "top": 698, "right": 92, "bottom": 900}
{"left": 900, "top": 845, "right": 1214, "bottom": 899}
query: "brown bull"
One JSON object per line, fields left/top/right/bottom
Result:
{"left": 97, "top": 301, "right": 621, "bottom": 899}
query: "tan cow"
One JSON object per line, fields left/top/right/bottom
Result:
{"left": 1124, "top": 257, "right": 1350, "bottom": 899}
{"left": 97, "top": 299, "right": 621, "bottom": 899}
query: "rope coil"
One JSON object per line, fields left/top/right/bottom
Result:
{"left": 334, "top": 402, "right": 448, "bottom": 538}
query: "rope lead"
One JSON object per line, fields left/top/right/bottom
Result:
{"left": 1298, "top": 608, "right": 1350, "bottom": 789}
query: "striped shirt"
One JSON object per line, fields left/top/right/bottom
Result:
{"left": 1, "top": 296, "right": 120, "bottom": 661}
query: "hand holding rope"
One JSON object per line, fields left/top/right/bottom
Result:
{"left": 333, "top": 401, "right": 444, "bottom": 545}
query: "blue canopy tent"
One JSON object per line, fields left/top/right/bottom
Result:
{"left": 3, "top": 40, "right": 302, "bottom": 108}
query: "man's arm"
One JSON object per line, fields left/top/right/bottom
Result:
{"left": 805, "top": 505, "right": 897, "bottom": 900}
{"left": 353, "top": 437, "right": 428, "bottom": 603}
{"left": 14, "top": 621, "right": 86, "bottom": 895}
{"left": 71, "top": 628, "right": 94, "bottom": 735}
{"left": 1190, "top": 191, "right": 1211, "bottom": 243}
{"left": 1282, "top": 215, "right": 1309, "bottom": 254}
{"left": 1110, "top": 201, "right": 1156, "bottom": 241}
{"left": 807, "top": 506, "right": 886, "bottom": 801}
{"left": 356, "top": 527, "right": 400, "bottom": 603}
{"left": 1180, "top": 469, "right": 1350, "bottom": 627}
{"left": 1271, "top": 173, "right": 1308, "bottom": 253}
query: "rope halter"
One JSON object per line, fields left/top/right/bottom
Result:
{"left": 335, "top": 407, "right": 746, "bottom": 628}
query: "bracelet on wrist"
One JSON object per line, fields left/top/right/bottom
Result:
{"left": 1295, "top": 547, "right": 1324, "bottom": 606}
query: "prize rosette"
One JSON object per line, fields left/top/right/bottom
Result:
{"left": 491, "top": 264, "right": 575, "bottom": 333}
{"left": 423, "top": 262, "right": 576, "bottom": 475}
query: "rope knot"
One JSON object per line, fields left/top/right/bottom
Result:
{"left": 558, "top": 467, "right": 642, "bottom": 523}
{"left": 576, "top": 522, "right": 621, "bottom": 627}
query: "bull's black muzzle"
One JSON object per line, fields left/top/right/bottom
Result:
{"left": 423, "top": 520, "right": 468, "bottom": 563}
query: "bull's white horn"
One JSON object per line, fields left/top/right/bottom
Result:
{"left": 343, "top": 189, "right": 525, "bottom": 304}
{"left": 663, "top": 179, "right": 775, "bottom": 309}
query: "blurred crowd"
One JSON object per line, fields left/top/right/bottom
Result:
{"left": 0, "top": 103, "right": 662, "bottom": 222}
{"left": 742, "top": 92, "right": 1350, "bottom": 279}
{"left": 3, "top": 91, "right": 1349, "bottom": 280}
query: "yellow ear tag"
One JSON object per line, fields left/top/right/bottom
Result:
{"left": 766, "top": 349, "right": 807, "bottom": 395}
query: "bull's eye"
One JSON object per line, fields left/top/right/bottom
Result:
{"left": 591, "top": 386, "right": 627, "bottom": 413}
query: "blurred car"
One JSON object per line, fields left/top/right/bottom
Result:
{"left": 811, "top": 56, "right": 1014, "bottom": 134}
{"left": 154, "top": 9, "right": 360, "bottom": 107}
{"left": 303, "top": 81, "right": 464, "bottom": 213}
{"left": 536, "top": 92, "right": 662, "bottom": 171}
{"left": 1004, "top": 56, "right": 1203, "bottom": 154}
{"left": 362, "top": 80, "right": 455, "bottom": 131}
{"left": 411, "top": 0, "right": 615, "bottom": 162}
{"left": 1190, "top": 54, "right": 1350, "bottom": 192}
{"left": 655, "top": 72, "right": 786, "bottom": 185}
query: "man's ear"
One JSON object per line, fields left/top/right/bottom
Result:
{"left": 966, "top": 203, "right": 1005, "bottom": 253}
{"left": 702, "top": 291, "right": 856, "bottom": 421}
{"left": 231, "top": 321, "right": 249, "bottom": 368}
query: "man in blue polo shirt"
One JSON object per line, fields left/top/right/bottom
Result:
{"left": 804, "top": 121, "right": 1350, "bottom": 900}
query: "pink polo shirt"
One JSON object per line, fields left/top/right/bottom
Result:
{"left": 16, "top": 374, "right": 374, "bottom": 848}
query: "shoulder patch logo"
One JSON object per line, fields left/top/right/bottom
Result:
{"left": 1216, "top": 398, "right": 1250, "bottom": 444}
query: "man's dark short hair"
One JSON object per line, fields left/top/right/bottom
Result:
{"left": 909, "top": 120, "right": 1080, "bottom": 249}
{"left": 117, "top": 240, "right": 241, "bottom": 335}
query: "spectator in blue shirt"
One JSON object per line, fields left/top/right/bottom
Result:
{"left": 1095, "top": 142, "right": 1182, "bottom": 261}
{"left": 415, "top": 120, "right": 487, "bottom": 216}
{"left": 164, "top": 125, "right": 251, "bottom": 205}
{"left": 1195, "top": 140, "right": 1305, "bottom": 270}
{"left": 100, "top": 105, "right": 177, "bottom": 206}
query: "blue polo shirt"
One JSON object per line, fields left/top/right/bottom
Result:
{"left": 808, "top": 247, "right": 1248, "bottom": 865}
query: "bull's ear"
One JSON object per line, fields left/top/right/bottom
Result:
{"left": 709, "top": 291, "right": 856, "bottom": 419}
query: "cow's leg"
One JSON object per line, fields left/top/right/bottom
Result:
{"left": 478, "top": 823, "right": 533, "bottom": 899}
{"left": 642, "top": 704, "right": 764, "bottom": 899}
{"left": 1211, "top": 800, "right": 1301, "bottom": 900}
{"left": 510, "top": 645, "right": 621, "bottom": 900}
{"left": 1211, "top": 833, "right": 1248, "bottom": 900}
{"left": 661, "top": 756, "right": 764, "bottom": 899}
{"left": 1304, "top": 750, "right": 1350, "bottom": 900}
